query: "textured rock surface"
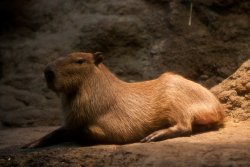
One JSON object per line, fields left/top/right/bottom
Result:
{"left": 211, "top": 60, "right": 250, "bottom": 121}
{"left": 0, "top": 0, "right": 249, "bottom": 127}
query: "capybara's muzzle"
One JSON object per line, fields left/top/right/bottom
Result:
{"left": 44, "top": 67, "right": 55, "bottom": 89}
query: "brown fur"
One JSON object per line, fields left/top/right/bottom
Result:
{"left": 23, "top": 52, "right": 225, "bottom": 148}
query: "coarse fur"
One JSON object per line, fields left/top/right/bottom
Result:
{"left": 23, "top": 52, "right": 225, "bottom": 148}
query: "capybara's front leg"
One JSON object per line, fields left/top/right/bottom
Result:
{"left": 140, "top": 124, "right": 192, "bottom": 143}
{"left": 22, "top": 127, "right": 71, "bottom": 148}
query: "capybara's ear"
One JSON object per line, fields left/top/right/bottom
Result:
{"left": 93, "top": 52, "right": 104, "bottom": 65}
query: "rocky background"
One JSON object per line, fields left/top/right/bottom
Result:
{"left": 212, "top": 60, "right": 250, "bottom": 121}
{"left": 0, "top": 0, "right": 249, "bottom": 128}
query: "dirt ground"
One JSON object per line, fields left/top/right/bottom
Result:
{"left": 0, "top": 120, "right": 250, "bottom": 167}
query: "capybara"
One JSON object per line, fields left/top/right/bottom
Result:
{"left": 23, "top": 52, "right": 225, "bottom": 148}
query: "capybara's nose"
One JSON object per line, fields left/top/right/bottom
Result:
{"left": 44, "top": 67, "right": 55, "bottom": 83}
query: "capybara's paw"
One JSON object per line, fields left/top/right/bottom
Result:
{"left": 140, "top": 131, "right": 167, "bottom": 143}
{"left": 21, "top": 140, "right": 41, "bottom": 149}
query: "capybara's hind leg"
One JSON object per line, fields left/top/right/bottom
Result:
{"left": 140, "top": 123, "right": 192, "bottom": 143}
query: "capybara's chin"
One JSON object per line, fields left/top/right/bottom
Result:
{"left": 48, "top": 82, "right": 67, "bottom": 94}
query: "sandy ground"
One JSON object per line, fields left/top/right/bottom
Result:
{"left": 0, "top": 121, "right": 250, "bottom": 167}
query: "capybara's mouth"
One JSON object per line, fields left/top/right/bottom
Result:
{"left": 44, "top": 70, "right": 56, "bottom": 91}
{"left": 46, "top": 80, "right": 56, "bottom": 91}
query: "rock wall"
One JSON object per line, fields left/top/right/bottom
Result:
{"left": 212, "top": 60, "right": 250, "bottom": 122}
{"left": 0, "top": 0, "right": 249, "bottom": 127}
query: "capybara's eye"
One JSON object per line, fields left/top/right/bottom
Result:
{"left": 75, "top": 59, "right": 86, "bottom": 65}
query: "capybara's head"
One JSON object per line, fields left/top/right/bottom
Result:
{"left": 44, "top": 52, "right": 103, "bottom": 94}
